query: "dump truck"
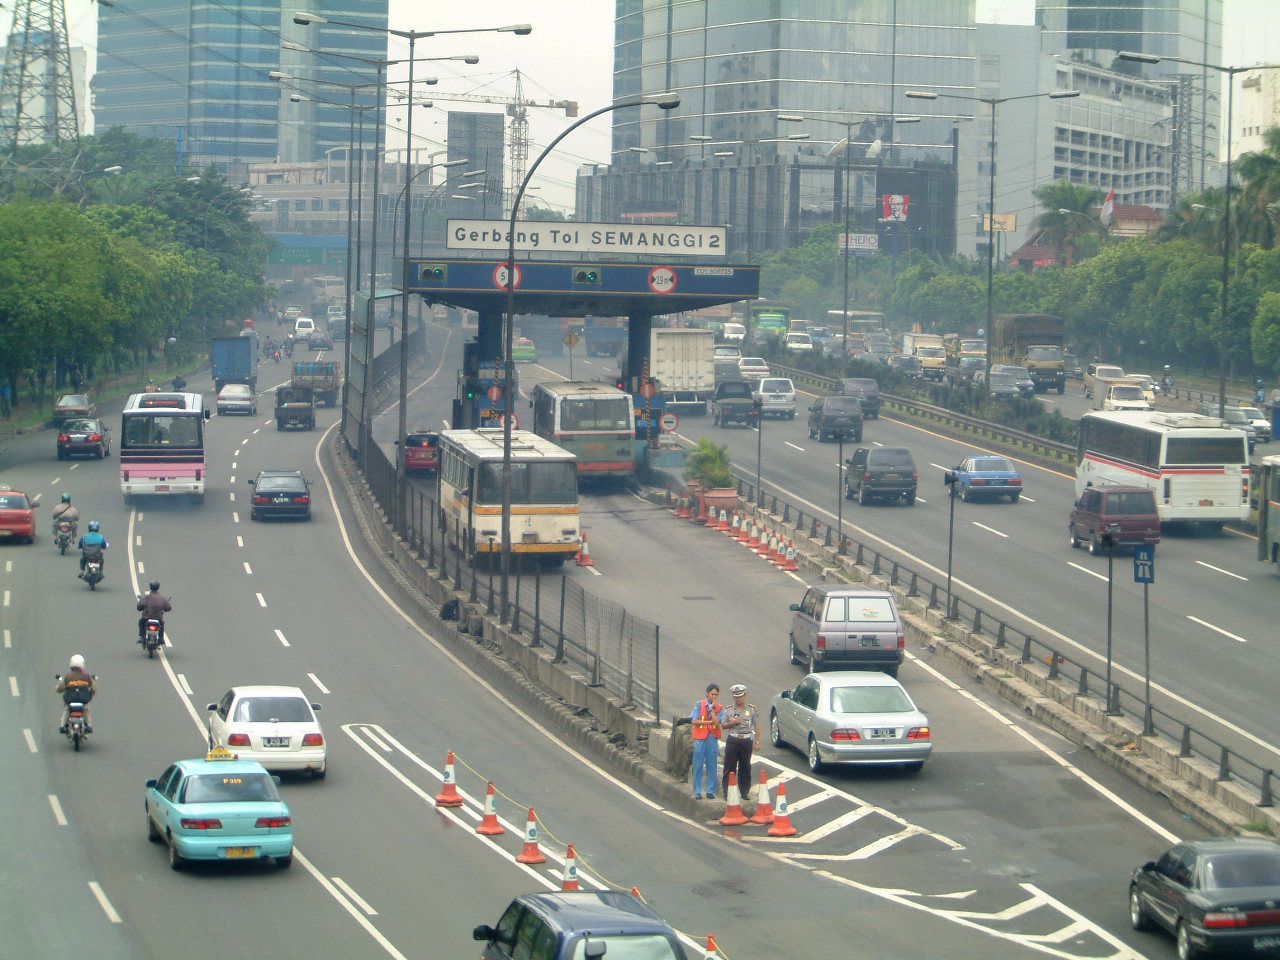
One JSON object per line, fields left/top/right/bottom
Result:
{"left": 290, "top": 360, "right": 341, "bottom": 407}
{"left": 901, "top": 332, "right": 946, "bottom": 382}
{"left": 992, "top": 314, "right": 1065, "bottom": 394}
{"left": 211, "top": 336, "right": 259, "bottom": 393}
{"left": 274, "top": 385, "right": 316, "bottom": 431}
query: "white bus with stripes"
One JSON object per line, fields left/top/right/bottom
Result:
{"left": 436, "top": 428, "right": 580, "bottom": 565}
{"left": 1075, "top": 411, "right": 1249, "bottom": 531}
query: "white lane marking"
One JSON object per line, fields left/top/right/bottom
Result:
{"left": 586, "top": 566, "right": 602, "bottom": 577}
{"left": 68, "top": 463, "right": 79, "bottom": 470}
{"left": 332, "top": 877, "right": 377, "bottom": 915}
{"left": 274, "top": 629, "right": 290, "bottom": 647}
{"left": 48, "top": 794, "right": 67, "bottom": 826}
{"left": 3, "top": 628, "right": 10, "bottom": 647}
{"left": 4, "top": 560, "right": 10, "bottom": 572}
{"left": 308, "top": 672, "right": 330, "bottom": 694}
{"left": 916, "top": 497, "right": 927, "bottom": 504}
{"left": 243, "top": 562, "right": 253, "bottom": 575}
{"left": 234, "top": 448, "right": 241, "bottom": 456}
{"left": 241, "top": 438, "right": 249, "bottom": 444}
{"left": 1194, "top": 560, "right": 1248, "bottom": 582}
{"left": 230, "top": 475, "right": 236, "bottom": 484}
{"left": 3, "top": 591, "right": 9, "bottom": 607}
{"left": 256, "top": 593, "right": 267, "bottom": 607}
{"left": 971, "top": 522, "right": 1008, "bottom": 539}
{"left": 135, "top": 535, "right": 142, "bottom": 546}
{"left": 137, "top": 512, "right": 144, "bottom": 521}
{"left": 1187, "top": 615, "right": 1248, "bottom": 644}
{"left": 236, "top": 536, "right": 244, "bottom": 547}
{"left": 1021, "top": 496, "right": 1036, "bottom": 503}
{"left": 784, "top": 441, "right": 804, "bottom": 451}
{"left": 23, "top": 728, "right": 37, "bottom": 752}
{"left": 930, "top": 463, "right": 949, "bottom": 471}
{"left": 50, "top": 476, "right": 61, "bottom": 485}
{"left": 1067, "top": 561, "right": 1108, "bottom": 582}
{"left": 229, "top": 492, "right": 236, "bottom": 502}
{"left": 232, "top": 462, "right": 237, "bottom": 470}
{"left": 232, "top": 512, "right": 240, "bottom": 523}
{"left": 361, "top": 726, "right": 393, "bottom": 752}
{"left": 87, "top": 882, "right": 122, "bottom": 924}
{"left": 136, "top": 561, "right": 145, "bottom": 574}
{"left": 871, "top": 440, "right": 884, "bottom": 446}
{"left": 9, "top": 676, "right": 18, "bottom": 696}
{"left": 294, "top": 850, "right": 409, "bottom": 960}
{"left": 253, "top": 427, "right": 261, "bottom": 434}
{"left": 177, "top": 673, "right": 193, "bottom": 696}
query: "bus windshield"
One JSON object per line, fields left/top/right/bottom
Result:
{"left": 476, "top": 461, "right": 577, "bottom": 505}
{"left": 561, "top": 398, "right": 632, "bottom": 432}
{"left": 122, "top": 415, "right": 202, "bottom": 448}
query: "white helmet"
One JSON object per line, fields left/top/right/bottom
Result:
{"left": 69, "top": 654, "right": 85, "bottom": 670}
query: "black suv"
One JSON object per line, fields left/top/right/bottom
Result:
{"left": 845, "top": 447, "right": 917, "bottom": 505}
{"left": 807, "top": 395, "right": 864, "bottom": 442}
{"left": 840, "top": 378, "right": 880, "bottom": 418}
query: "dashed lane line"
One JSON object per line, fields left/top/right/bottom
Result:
{"left": 48, "top": 794, "right": 67, "bottom": 826}
{"left": 274, "top": 629, "right": 290, "bottom": 647}
{"left": 256, "top": 593, "right": 267, "bottom": 607}
{"left": 1194, "top": 559, "right": 1248, "bottom": 582}
{"left": 308, "top": 672, "right": 329, "bottom": 694}
{"left": 971, "top": 521, "right": 1008, "bottom": 539}
{"left": 23, "top": 728, "right": 36, "bottom": 752}
{"left": 1067, "top": 561, "right": 1108, "bottom": 582}
{"left": 87, "top": 882, "right": 122, "bottom": 924}
{"left": 1187, "top": 615, "right": 1248, "bottom": 643}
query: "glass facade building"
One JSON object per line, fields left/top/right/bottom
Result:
{"left": 93, "top": 0, "right": 387, "bottom": 172}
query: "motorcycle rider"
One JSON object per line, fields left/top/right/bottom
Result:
{"left": 172, "top": 375, "right": 187, "bottom": 391}
{"left": 137, "top": 581, "right": 172, "bottom": 645}
{"left": 1255, "top": 380, "right": 1267, "bottom": 405}
{"left": 1160, "top": 365, "right": 1173, "bottom": 393}
{"left": 50, "top": 492, "right": 79, "bottom": 538}
{"left": 77, "top": 520, "right": 108, "bottom": 577}
{"left": 57, "top": 654, "right": 95, "bottom": 733}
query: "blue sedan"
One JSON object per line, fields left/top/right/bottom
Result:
{"left": 952, "top": 455, "right": 1023, "bottom": 503}
{"left": 145, "top": 747, "right": 293, "bottom": 871}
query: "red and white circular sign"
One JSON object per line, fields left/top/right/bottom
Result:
{"left": 496, "top": 412, "right": 520, "bottom": 430}
{"left": 493, "top": 262, "right": 523, "bottom": 289}
{"left": 486, "top": 384, "right": 503, "bottom": 402}
{"left": 647, "top": 266, "right": 677, "bottom": 294}
{"left": 638, "top": 381, "right": 657, "bottom": 399}
{"left": 659, "top": 411, "right": 679, "bottom": 433}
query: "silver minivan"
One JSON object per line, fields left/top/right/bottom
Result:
{"left": 754, "top": 377, "right": 797, "bottom": 419}
{"left": 789, "top": 584, "right": 905, "bottom": 676}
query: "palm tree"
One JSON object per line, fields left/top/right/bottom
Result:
{"left": 1032, "top": 180, "right": 1105, "bottom": 264}
{"left": 1153, "top": 189, "right": 1228, "bottom": 246}
{"left": 1235, "top": 127, "right": 1280, "bottom": 250}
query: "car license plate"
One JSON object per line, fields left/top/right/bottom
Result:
{"left": 1255, "top": 935, "right": 1280, "bottom": 950}
{"left": 1199, "top": 499, "right": 1214, "bottom": 506}
{"left": 263, "top": 736, "right": 290, "bottom": 747}
{"left": 155, "top": 485, "right": 169, "bottom": 492}
{"left": 272, "top": 497, "right": 289, "bottom": 503}
{"left": 859, "top": 637, "right": 879, "bottom": 647}
{"left": 869, "top": 728, "right": 895, "bottom": 739}
{"left": 225, "top": 847, "right": 256, "bottom": 858}
{"left": 71, "top": 434, "right": 86, "bottom": 441}
{"left": 883, "top": 473, "right": 899, "bottom": 480}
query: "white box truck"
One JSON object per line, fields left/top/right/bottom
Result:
{"left": 649, "top": 328, "right": 716, "bottom": 415}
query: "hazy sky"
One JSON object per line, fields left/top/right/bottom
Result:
{"left": 44, "top": 1, "right": 1280, "bottom": 210}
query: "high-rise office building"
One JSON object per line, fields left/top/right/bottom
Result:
{"left": 92, "top": 0, "right": 387, "bottom": 174}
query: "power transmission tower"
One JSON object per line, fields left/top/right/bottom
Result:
{"left": 0, "top": 0, "right": 81, "bottom": 189}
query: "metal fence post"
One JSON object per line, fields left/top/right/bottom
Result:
{"left": 513, "top": 559, "right": 522, "bottom": 634}
{"left": 531, "top": 561, "right": 542, "bottom": 647}
{"left": 1262, "top": 771, "right": 1274, "bottom": 808}
{"left": 1179, "top": 725, "right": 1192, "bottom": 757}
{"left": 654, "top": 624, "right": 661, "bottom": 725}
{"left": 1020, "top": 634, "right": 1032, "bottom": 663}
{"left": 556, "top": 575, "right": 566, "bottom": 663}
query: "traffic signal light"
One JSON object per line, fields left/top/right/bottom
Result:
{"left": 419, "top": 263, "right": 448, "bottom": 282}
{"left": 572, "top": 267, "right": 601, "bottom": 285}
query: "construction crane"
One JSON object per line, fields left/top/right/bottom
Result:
{"left": 416, "top": 70, "right": 577, "bottom": 213}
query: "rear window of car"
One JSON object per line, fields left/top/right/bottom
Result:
{"left": 822, "top": 596, "right": 896, "bottom": 623}
{"left": 759, "top": 379, "right": 793, "bottom": 393}
{"left": 404, "top": 434, "right": 436, "bottom": 448}
{"left": 221, "top": 385, "right": 251, "bottom": 396}
{"left": 1102, "top": 492, "right": 1157, "bottom": 515}
{"left": 182, "top": 772, "right": 280, "bottom": 804}
{"left": 825, "top": 397, "right": 862, "bottom": 412}
{"left": 843, "top": 379, "right": 877, "bottom": 393}
{"left": 830, "top": 685, "right": 913, "bottom": 714}
{"left": 233, "top": 696, "right": 312, "bottom": 722}
{"left": 870, "top": 449, "right": 914, "bottom": 468}
{"left": 59, "top": 395, "right": 89, "bottom": 405}
{"left": 63, "top": 419, "right": 97, "bottom": 432}
{"left": 255, "top": 476, "right": 305, "bottom": 493}
{"left": 971, "top": 458, "right": 1013, "bottom": 472}
{"left": 1202, "top": 852, "right": 1280, "bottom": 889}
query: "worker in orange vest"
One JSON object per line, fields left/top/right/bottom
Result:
{"left": 689, "top": 683, "right": 724, "bottom": 800}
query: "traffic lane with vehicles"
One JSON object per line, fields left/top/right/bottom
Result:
{"left": 693, "top": 390, "right": 1280, "bottom": 762}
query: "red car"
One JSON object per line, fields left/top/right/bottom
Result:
{"left": 0, "top": 487, "right": 39, "bottom": 543}
{"left": 401, "top": 432, "right": 440, "bottom": 472}
{"left": 57, "top": 417, "right": 111, "bottom": 459}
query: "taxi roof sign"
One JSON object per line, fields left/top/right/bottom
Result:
{"left": 205, "top": 746, "right": 238, "bottom": 761}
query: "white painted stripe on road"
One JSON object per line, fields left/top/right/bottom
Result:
{"left": 784, "top": 441, "right": 804, "bottom": 451}
{"left": 1187, "top": 615, "right": 1248, "bottom": 643}
{"left": 232, "top": 512, "right": 240, "bottom": 523}
{"left": 930, "top": 463, "right": 948, "bottom": 471}
{"left": 23, "top": 728, "right": 37, "bottom": 753}
{"left": 1194, "top": 560, "right": 1248, "bottom": 582}
{"left": 230, "top": 475, "right": 236, "bottom": 484}
{"left": 782, "top": 789, "right": 835, "bottom": 813}
{"left": 241, "top": 438, "right": 249, "bottom": 444}
{"left": 332, "top": 877, "right": 377, "bottom": 915}
{"left": 308, "top": 672, "right": 329, "bottom": 694}
{"left": 971, "top": 521, "right": 1008, "bottom": 538}
{"left": 68, "top": 463, "right": 78, "bottom": 470}
{"left": 234, "top": 448, "right": 241, "bottom": 456}
{"left": 253, "top": 427, "right": 261, "bottom": 434}
{"left": 4, "top": 560, "right": 10, "bottom": 572}
{"left": 9, "top": 676, "right": 18, "bottom": 696}
{"left": 915, "top": 497, "right": 927, "bottom": 504}
{"left": 50, "top": 476, "right": 61, "bottom": 485}
{"left": 137, "top": 512, "right": 144, "bottom": 521}
{"left": 243, "top": 562, "right": 253, "bottom": 575}
{"left": 232, "top": 462, "right": 237, "bottom": 470}
{"left": 791, "top": 823, "right": 934, "bottom": 861}
{"left": 87, "top": 882, "right": 122, "bottom": 924}
{"left": 236, "top": 535, "right": 244, "bottom": 547}
{"left": 48, "top": 794, "right": 67, "bottom": 826}
{"left": 177, "top": 673, "right": 193, "bottom": 696}
{"left": 135, "top": 535, "right": 141, "bottom": 546}
{"left": 1020, "top": 496, "right": 1036, "bottom": 503}
{"left": 3, "top": 591, "right": 9, "bottom": 607}
{"left": 136, "top": 561, "right": 144, "bottom": 574}
{"left": 1067, "top": 561, "right": 1108, "bottom": 582}
{"left": 229, "top": 492, "right": 236, "bottom": 502}
{"left": 3, "top": 628, "right": 9, "bottom": 647}
{"left": 293, "top": 850, "right": 409, "bottom": 959}
{"left": 257, "top": 593, "right": 267, "bottom": 607}
{"left": 274, "top": 628, "right": 289, "bottom": 646}
{"left": 361, "top": 726, "right": 392, "bottom": 752}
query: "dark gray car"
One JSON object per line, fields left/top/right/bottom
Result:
{"left": 840, "top": 378, "right": 881, "bottom": 418}
{"left": 807, "top": 395, "right": 864, "bottom": 442}
{"left": 845, "top": 446, "right": 917, "bottom": 505}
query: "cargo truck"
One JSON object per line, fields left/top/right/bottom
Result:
{"left": 582, "top": 316, "right": 625, "bottom": 357}
{"left": 627, "top": 328, "right": 716, "bottom": 415}
{"left": 210, "top": 336, "right": 259, "bottom": 393}
{"left": 274, "top": 385, "right": 316, "bottom": 430}
{"left": 901, "top": 332, "right": 947, "bottom": 381}
{"left": 992, "top": 314, "right": 1065, "bottom": 394}
{"left": 290, "top": 360, "right": 341, "bottom": 407}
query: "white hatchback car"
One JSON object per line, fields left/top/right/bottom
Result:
{"left": 207, "top": 685, "right": 326, "bottom": 778}
{"left": 754, "top": 377, "right": 797, "bottom": 419}
{"left": 293, "top": 317, "right": 315, "bottom": 341}
{"left": 216, "top": 383, "right": 257, "bottom": 416}
{"left": 737, "top": 356, "right": 770, "bottom": 381}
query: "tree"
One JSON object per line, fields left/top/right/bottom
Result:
{"left": 1235, "top": 127, "right": 1280, "bottom": 250}
{"left": 1252, "top": 290, "right": 1280, "bottom": 374}
{"left": 1032, "top": 179, "right": 1105, "bottom": 264}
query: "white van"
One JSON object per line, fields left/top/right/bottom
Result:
{"left": 721, "top": 322, "right": 746, "bottom": 344}
{"left": 293, "top": 317, "right": 316, "bottom": 341}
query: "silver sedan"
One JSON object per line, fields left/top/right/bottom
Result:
{"left": 769, "top": 671, "right": 932, "bottom": 774}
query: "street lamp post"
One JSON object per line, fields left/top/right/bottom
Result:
{"left": 943, "top": 468, "right": 959, "bottom": 617}
{"left": 500, "top": 93, "right": 681, "bottom": 620}
{"left": 835, "top": 431, "right": 848, "bottom": 554}
{"left": 906, "top": 88, "right": 1080, "bottom": 375}
{"left": 1119, "top": 52, "right": 1280, "bottom": 417}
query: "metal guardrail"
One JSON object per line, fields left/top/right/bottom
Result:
{"left": 732, "top": 477, "right": 1276, "bottom": 809}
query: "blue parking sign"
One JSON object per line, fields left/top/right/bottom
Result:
{"left": 1133, "top": 544, "right": 1155, "bottom": 583}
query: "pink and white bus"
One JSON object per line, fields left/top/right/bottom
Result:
{"left": 120, "top": 392, "right": 210, "bottom": 505}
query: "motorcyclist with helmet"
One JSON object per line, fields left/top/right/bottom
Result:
{"left": 1255, "top": 380, "right": 1267, "bottom": 405}
{"left": 137, "top": 581, "right": 172, "bottom": 646}
{"left": 57, "top": 654, "right": 96, "bottom": 733}
{"left": 77, "top": 521, "right": 108, "bottom": 577}
{"left": 50, "top": 492, "right": 79, "bottom": 538}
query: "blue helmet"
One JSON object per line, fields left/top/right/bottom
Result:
{"left": 87, "top": 520, "right": 100, "bottom": 532}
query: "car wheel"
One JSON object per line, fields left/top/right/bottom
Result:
{"left": 276, "top": 852, "right": 293, "bottom": 869}
{"left": 57, "top": 448, "right": 67, "bottom": 461}
{"left": 147, "top": 808, "right": 161, "bottom": 842}
{"left": 844, "top": 485, "right": 854, "bottom": 500}
{"left": 789, "top": 636, "right": 802, "bottom": 665}
{"left": 904, "top": 492, "right": 916, "bottom": 506}
{"left": 251, "top": 510, "right": 261, "bottom": 522}
{"left": 961, "top": 487, "right": 971, "bottom": 503}
{"left": 1068, "top": 526, "right": 1080, "bottom": 549}
{"left": 901, "top": 761, "right": 924, "bottom": 774}
{"left": 1089, "top": 534, "right": 1104, "bottom": 556}
{"left": 883, "top": 664, "right": 899, "bottom": 679}
{"left": 167, "top": 834, "right": 186, "bottom": 871}
{"left": 858, "top": 485, "right": 870, "bottom": 506}
{"left": 853, "top": 432, "right": 862, "bottom": 443}
{"left": 770, "top": 711, "right": 785, "bottom": 748}
{"left": 1176, "top": 921, "right": 1198, "bottom": 960}
{"left": 311, "top": 766, "right": 327, "bottom": 780}
{"left": 1128, "top": 887, "right": 1151, "bottom": 931}
{"left": 1009, "top": 492, "right": 1020, "bottom": 503}
{"left": 807, "top": 735, "right": 823, "bottom": 773}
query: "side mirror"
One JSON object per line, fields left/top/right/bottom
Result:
{"left": 204, "top": 409, "right": 211, "bottom": 421}
{"left": 393, "top": 440, "right": 400, "bottom": 446}
{"left": 311, "top": 703, "right": 321, "bottom": 711}
{"left": 145, "top": 778, "right": 158, "bottom": 789}
{"left": 246, "top": 479, "right": 253, "bottom": 485}
{"left": 271, "top": 775, "right": 282, "bottom": 785}
{"left": 780, "top": 690, "right": 792, "bottom": 700}
{"left": 472, "top": 925, "right": 495, "bottom": 942}
{"left": 31, "top": 497, "right": 40, "bottom": 508}
{"left": 206, "top": 703, "right": 217, "bottom": 711}
{"left": 788, "top": 603, "right": 800, "bottom": 611}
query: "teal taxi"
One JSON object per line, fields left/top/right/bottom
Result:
{"left": 145, "top": 747, "right": 293, "bottom": 870}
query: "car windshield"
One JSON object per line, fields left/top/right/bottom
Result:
{"left": 718, "top": 383, "right": 753, "bottom": 398}
{"left": 181, "top": 771, "right": 281, "bottom": 804}
{"left": 1004, "top": 367, "right": 1030, "bottom": 379}
{"left": 561, "top": 397, "right": 632, "bottom": 431}
{"left": 916, "top": 347, "right": 945, "bottom": 358}
{"left": 989, "top": 375, "right": 1016, "bottom": 386}
{"left": 822, "top": 596, "right": 895, "bottom": 623}
{"left": 1222, "top": 409, "right": 1249, "bottom": 424}
{"left": 0, "top": 494, "right": 30, "bottom": 509}
{"left": 256, "top": 475, "right": 305, "bottom": 493}
{"left": 830, "top": 685, "right": 913, "bottom": 714}
{"left": 233, "top": 696, "right": 313, "bottom": 723}
{"left": 970, "top": 458, "right": 1013, "bottom": 472}
{"left": 63, "top": 419, "right": 97, "bottom": 432}
{"left": 1241, "top": 407, "right": 1265, "bottom": 419}
{"left": 1025, "top": 347, "right": 1063, "bottom": 361}
{"left": 566, "top": 935, "right": 681, "bottom": 960}
{"left": 1202, "top": 852, "right": 1280, "bottom": 889}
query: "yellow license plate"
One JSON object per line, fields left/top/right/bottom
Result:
{"left": 156, "top": 484, "right": 169, "bottom": 492}
{"left": 225, "top": 847, "right": 256, "bottom": 858}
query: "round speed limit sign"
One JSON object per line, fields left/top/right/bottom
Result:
{"left": 659, "top": 411, "right": 679, "bottom": 433}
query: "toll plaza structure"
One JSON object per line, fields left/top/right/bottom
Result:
{"left": 398, "top": 256, "right": 759, "bottom": 439}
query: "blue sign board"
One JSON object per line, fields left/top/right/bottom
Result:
{"left": 1133, "top": 544, "right": 1155, "bottom": 583}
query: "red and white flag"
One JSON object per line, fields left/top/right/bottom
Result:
{"left": 1099, "top": 187, "right": 1116, "bottom": 227}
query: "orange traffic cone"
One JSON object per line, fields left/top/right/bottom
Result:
{"left": 575, "top": 532, "right": 594, "bottom": 567}
{"left": 767, "top": 782, "right": 797, "bottom": 837}
{"left": 758, "top": 529, "right": 774, "bottom": 557}
{"left": 749, "top": 769, "right": 775, "bottom": 824}
{"left": 630, "top": 886, "right": 643, "bottom": 899}
{"left": 728, "top": 512, "right": 741, "bottom": 538}
{"left": 718, "top": 771, "right": 749, "bottom": 826}
{"left": 746, "top": 519, "right": 760, "bottom": 548}
{"left": 771, "top": 533, "right": 787, "bottom": 566}
{"left": 476, "top": 782, "right": 504, "bottom": 835}
{"left": 675, "top": 493, "right": 691, "bottom": 519}
{"left": 515, "top": 807, "right": 546, "bottom": 864}
{"left": 716, "top": 508, "right": 729, "bottom": 532}
{"left": 561, "top": 843, "right": 581, "bottom": 891}
{"left": 702, "top": 934, "right": 719, "bottom": 959}
{"left": 783, "top": 540, "right": 798, "bottom": 572}
{"left": 435, "top": 750, "right": 464, "bottom": 807}
{"left": 736, "top": 514, "right": 751, "bottom": 543}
